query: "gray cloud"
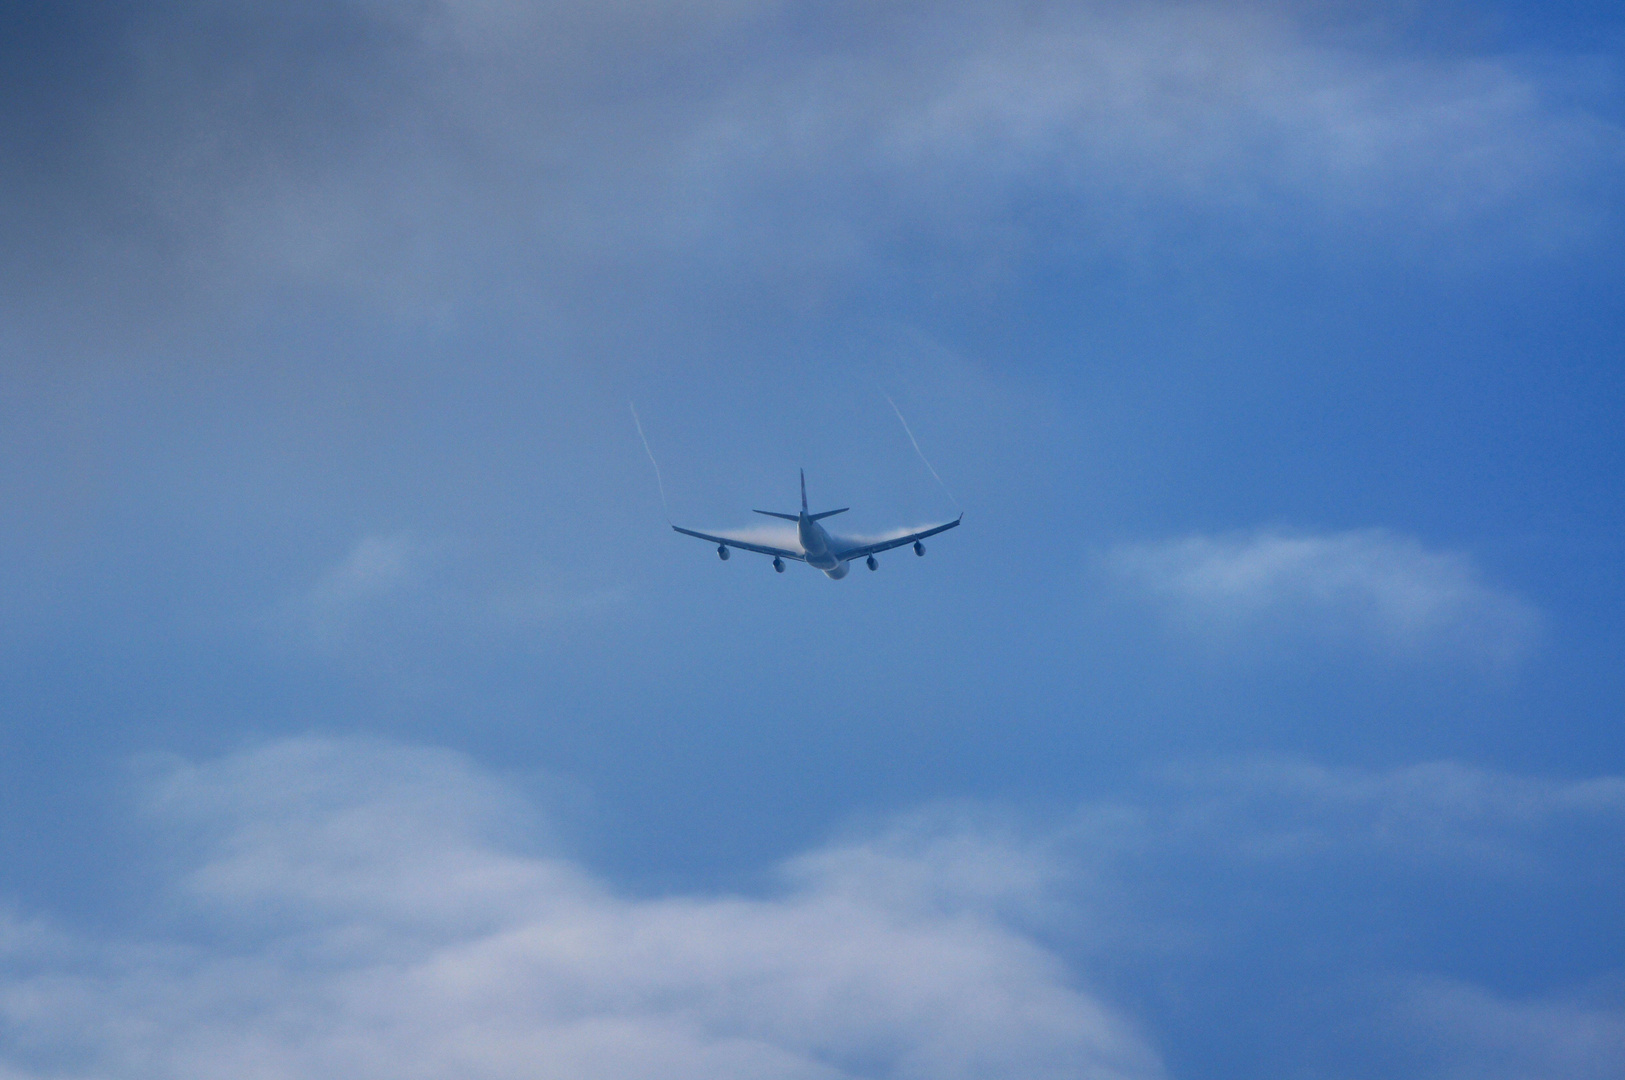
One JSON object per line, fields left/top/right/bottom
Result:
{"left": 3, "top": 1, "right": 1618, "bottom": 335}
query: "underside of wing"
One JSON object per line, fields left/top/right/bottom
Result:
{"left": 672, "top": 525, "right": 807, "bottom": 561}
{"left": 830, "top": 516, "right": 962, "bottom": 561}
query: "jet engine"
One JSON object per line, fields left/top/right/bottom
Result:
{"left": 717, "top": 545, "right": 730, "bottom": 560}
{"left": 866, "top": 555, "right": 878, "bottom": 571}
{"left": 913, "top": 541, "right": 925, "bottom": 556}
{"left": 773, "top": 557, "right": 785, "bottom": 573}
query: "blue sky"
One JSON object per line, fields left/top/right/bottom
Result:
{"left": 2, "top": 2, "right": 1623, "bottom": 1077}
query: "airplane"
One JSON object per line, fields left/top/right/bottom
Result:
{"left": 672, "top": 469, "right": 961, "bottom": 579}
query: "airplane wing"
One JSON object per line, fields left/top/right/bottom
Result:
{"left": 831, "top": 515, "right": 963, "bottom": 561}
{"left": 671, "top": 525, "right": 807, "bottom": 561}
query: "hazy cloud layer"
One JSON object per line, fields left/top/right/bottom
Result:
{"left": 3, "top": 0, "right": 1618, "bottom": 326}
{"left": 1104, "top": 529, "right": 1540, "bottom": 666}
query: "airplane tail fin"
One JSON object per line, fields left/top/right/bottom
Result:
{"left": 796, "top": 473, "right": 845, "bottom": 520}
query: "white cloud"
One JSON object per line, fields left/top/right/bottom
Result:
{"left": 0, "top": 739, "right": 1163, "bottom": 1080}
{"left": 1104, "top": 528, "right": 1540, "bottom": 666}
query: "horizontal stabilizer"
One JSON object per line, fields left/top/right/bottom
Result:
{"left": 753, "top": 510, "right": 799, "bottom": 521}
{"left": 809, "top": 508, "right": 849, "bottom": 520}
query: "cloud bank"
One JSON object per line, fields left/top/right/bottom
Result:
{"left": 0, "top": 740, "right": 1618, "bottom": 1078}
{"left": 3, "top": 739, "right": 1623, "bottom": 1078}
{"left": 0, "top": 739, "right": 1161, "bottom": 1080}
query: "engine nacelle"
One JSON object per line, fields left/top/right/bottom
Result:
{"left": 717, "top": 545, "right": 730, "bottom": 561}
{"left": 913, "top": 541, "right": 925, "bottom": 556}
{"left": 773, "top": 557, "right": 785, "bottom": 573}
{"left": 866, "top": 555, "right": 878, "bottom": 571}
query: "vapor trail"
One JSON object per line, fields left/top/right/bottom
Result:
{"left": 629, "top": 402, "right": 671, "bottom": 523}
{"left": 885, "top": 394, "right": 960, "bottom": 513}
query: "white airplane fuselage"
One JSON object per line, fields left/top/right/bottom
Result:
{"left": 797, "top": 513, "right": 849, "bottom": 578}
